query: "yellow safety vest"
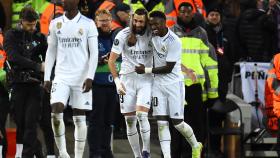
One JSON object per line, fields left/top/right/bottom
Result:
{"left": 123, "top": 0, "right": 164, "bottom": 12}
{"left": 181, "top": 37, "right": 218, "bottom": 101}
{"left": 12, "top": 0, "right": 32, "bottom": 28}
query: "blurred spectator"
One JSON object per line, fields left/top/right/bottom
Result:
{"left": 205, "top": 3, "right": 232, "bottom": 102}
{"left": 12, "top": 0, "right": 33, "bottom": 28}
{"left": 203, "top": 0, "right": 223, "bottom": 11}
{"left": 220, "top": 0, "right": 241, "bottom": 63}
{"left": 170, "top": 2, "right": 219, "bottom": 157}
{"left": 37, "top": 0, "right": 64, "bottom": 36}
{"left": 79, "top": 0, "right": 105, "bottom": 18}
{"left": 268, "top": 0, "right": 280, "bottom": 54}
{"left": 87, "top": 9, "right": 120, "bottom": 158}
{"left": 165, "top": 0, "right": 206, "bottom": 27}
{"left": 111, "top": 3, "right": 131, "bottom": 31}
{"left": 205, "top": 3, "right": 232, "bottom": 157}
{"left": 0, "top": 2, "right": 6, "bottom": 30}
{"left": 238, "top": 0, "right": 275, "bottom": 61}
{"left": 79, "top": 0, "right": 122, "bottom": 19}
{"left": 265, "top": 53, "right": 280, "bottom": 156}
{"left": 123, "top": 0, "right": 164, "bottom": 12}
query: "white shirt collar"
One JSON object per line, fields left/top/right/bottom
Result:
{"left": 63, "top": 11, "right": 81, "bottom": 23}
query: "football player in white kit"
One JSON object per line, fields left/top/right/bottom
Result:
{"left": 135, "top": 11, "right": 203, "bottom": 158}
{"left": 108, "top": 8, "right": 153, "bottom": 158}
{"left": 43, "top": 0, "right": 98, "bottom": 157}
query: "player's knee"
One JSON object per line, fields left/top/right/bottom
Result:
{"left": 157, "top": 120, "right": 169, "bottom": 134}
{"left": 73, "top": 115, "right": 86, "bottom": 127}
{"left": 125, "top": 116, "right": 137, "bottom": 133}
{"left": 136, "top": 111, "right": 148, "bottom": 120}
{"left": 51, "top": 113, "right": 63, "bottom": 127}
{"left": 51, "top": 102, "right": 64, "bottom": 113}
{"left": 171, "top": 118, "right": 183, "bottom": 126}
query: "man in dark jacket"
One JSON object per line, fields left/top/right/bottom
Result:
{"left": 205, "top": 4, "right": 232, "bottom": 157}
{"left": 3, "top": 7, "right": 46, "bottom": 158}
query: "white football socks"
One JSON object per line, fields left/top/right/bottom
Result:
{"left": 174, "top": 121, "right": 199, "bottom": 148}
{"left": 157, "top": 121, "right": 171, "bottom": 158}
{"left": 51, "top": 113, "right": 69, "bottom": 157}
{"left": 136, "top": 112, "right": 150, "bottom": 153}
{"left": 73, "top": 115, "right": 87, "bottom": 158}
{"left": 125, "top": 115, "right": 141, "bottom": 158}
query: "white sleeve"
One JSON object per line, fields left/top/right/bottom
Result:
{"left": 44, "top": 20, "right": 57, "bottom": 81}
{"left": 166, "top": 39, "right": 181, "bottom": 62}
{"left": 87, "top": 20, "right": 99, "bottom": 80}
{"left": 111, "top": 31, "right": 125, "bottom": 54}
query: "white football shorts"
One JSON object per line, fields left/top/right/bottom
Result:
{"left": 50, "top": 80, "right": 92, "bottom": 110}
{"left": 119, "top": 72, "right": 152, "bottom": 113}
{"left": 152, "top": 81, "right": 185, "bottom": 119}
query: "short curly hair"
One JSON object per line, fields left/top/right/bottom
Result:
{"left": 19, "top": 6, "right": 39, "bottom": 22}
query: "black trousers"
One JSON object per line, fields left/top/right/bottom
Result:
{"left": 11, "top": 83, "right": 43, "bottom": 158}
{"left": 170, "top": 83, "right": 206, "bottom": 158}
{"left": 0, "top": 84, "right": 9, "bottom": 158}
{"left": 207, "top": 80, "right": 228, "bottom": 152}
{"left": 88, "top": 85, "right": 118, "bottom": 158}
{"left": 39, "top": 88, "right": 55, "bottom": 155}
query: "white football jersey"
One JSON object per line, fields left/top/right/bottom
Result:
{"left": 111, "top": 27, "right": 153, "bottom": 74}
{"left": 46, "top": 12, "right": 98, "bottom": 85}
{"left": 152, "top": 29, "right": 184, "bottom": 85}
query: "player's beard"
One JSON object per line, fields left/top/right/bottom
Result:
{"left": 132, "top": 25, "right": 146, "bottom": 35}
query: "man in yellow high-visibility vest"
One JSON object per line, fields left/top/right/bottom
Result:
{"left": 170, "top": 2, "right": 218, "bottom": 157}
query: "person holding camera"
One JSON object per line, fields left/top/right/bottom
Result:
{"left": 3, "top": 6, "right": 47, "bottom": 158}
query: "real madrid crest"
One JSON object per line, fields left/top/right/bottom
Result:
{"left": 78, "top": 28, "right": 83, "bottom": 36}
{"left": 56, "top": 22, "right": 62, "bottom": 29}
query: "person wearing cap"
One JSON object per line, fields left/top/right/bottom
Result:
{"left": 111, "top": 3, "right": 131, "bottom": 31}
{"left": 205, "top": 4, "right": 233, "bottom": 157}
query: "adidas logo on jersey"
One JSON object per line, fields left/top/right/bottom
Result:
{"left": 84, "top": 101, "right": 90, "bottom": 105}
{"left": 57, "top": 30, "right": 61, "bottom": 34}
{"left": 174, "top": 113, "right": 179, "bottom": 116}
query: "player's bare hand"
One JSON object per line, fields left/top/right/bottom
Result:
{"left": 135, "top": 64, "right": 145, "bottom": 74}
{"left": 103, "top": 53, "right": 110, "bottom": 64}
{"left": 184, "top": 68, "right": 197, "bottom": 82}
{"left": 83, "top": 78, "right": 93, "bottom": 93}
{"left": 44, "top": 81, "right": 52, "bottom": 93}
